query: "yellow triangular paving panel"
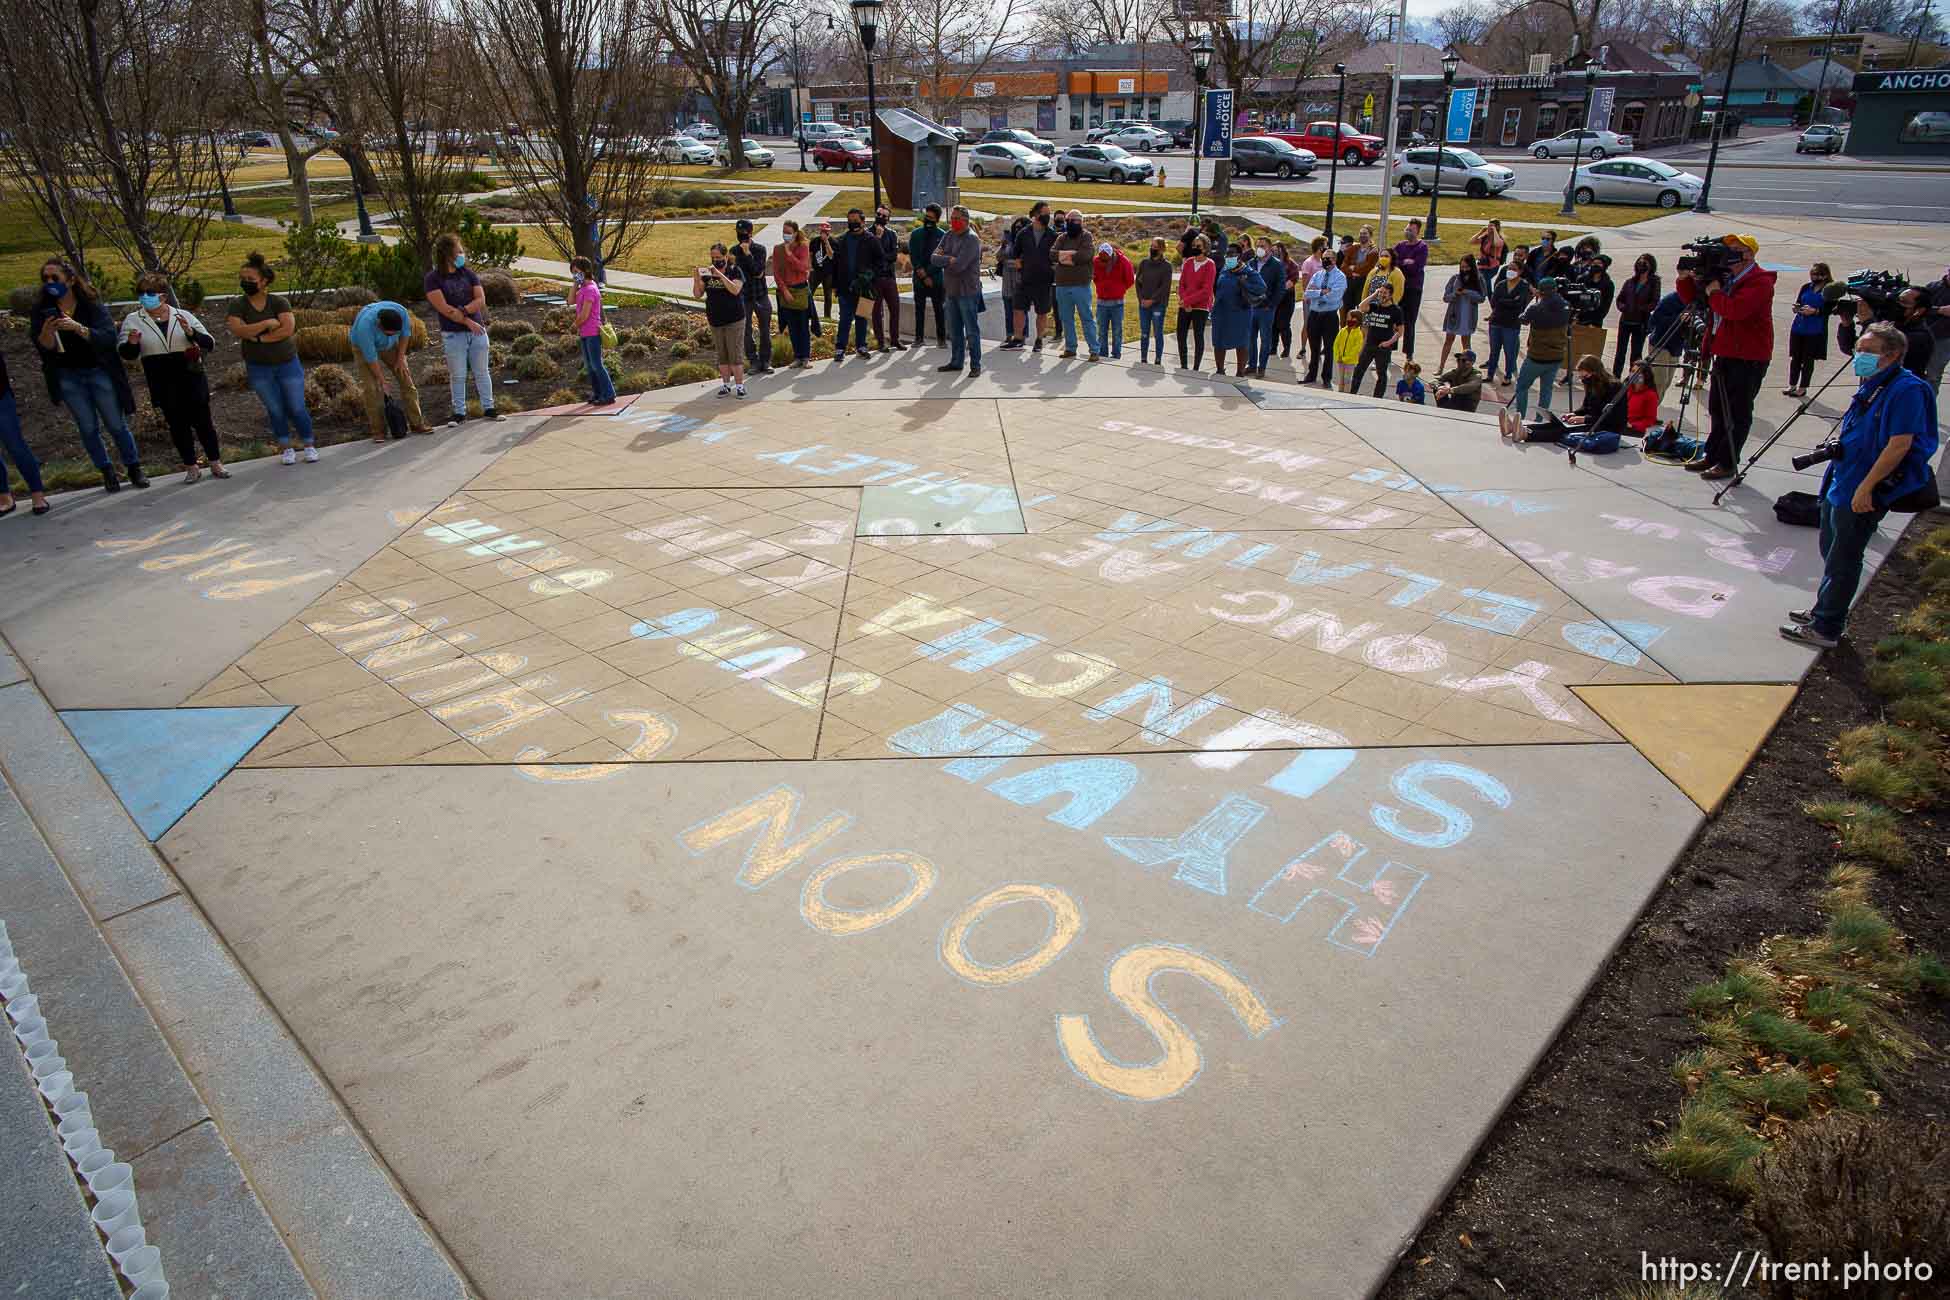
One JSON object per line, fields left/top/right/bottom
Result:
{"left": 1572, "top": 683, "right": 1798, "bottom": 813}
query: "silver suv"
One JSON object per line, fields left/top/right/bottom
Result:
{"left": 1391, "top": 146, "right": 1516, "bottom": 198}
{"left": 1056, "top": 143, "right": 1155, "bottom": 183}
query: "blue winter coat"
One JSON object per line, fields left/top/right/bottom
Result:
{"left": 1210, "top": 264, "right": 1263, "bottom": 351}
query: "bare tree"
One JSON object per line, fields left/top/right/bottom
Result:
{"left": 232, "top": 0, "right": 362, "bottom": 227}
{"left": 1431, "top": 0, "right": 1498, "bottom": 47}
{"left": 348, "top": 0, "right": 475, "bottom": 265}
{"left": 1525, "top": 0, "right": 1607, "bottom": 57}
{"left": 464, "top": 0, "right": 675, "bottom": 266}
{"left": 0, "top": 14, "right": 92, "bottom": 270}
{"left": 1028, "top": 0, "right": 1159, "bottom": 55}
{"left": 900, "top": 0, "right": 1035, "bottom": 121}
{"left": 647, "top": 0, "right": 788, "bottom": 167}
{"left": 1799, "top": 0, "right": 1942, "bottom": 39}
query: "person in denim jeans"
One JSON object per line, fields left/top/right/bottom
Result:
{"left": 0, "top": 354, "right": 50, "bottom": 515}
{"left": 1050, "top": 212, "right": 1098, "bottom": 359}
{"left": 31, "top": 259, "right": 147, "bottom": 492}
{"left": 226, "top": 252, "right": 315, "bottom": 464}
{"left": 1134, "top": 239, "right": 1172, "bottom": 365}
{"left": 1509, "top": 278, "right": 1569, "bottom": 419}
{"left": 424, "top": 232, "right": 504, "bottom": 425}
{"left": 1091, "top": 240, "right": 1134, "bottom": 361}
{"left": 571, "top": 256, "right": 616, "bottom": 405}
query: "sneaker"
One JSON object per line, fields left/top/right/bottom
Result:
{"left": 891, "top": 342, "right": 907, "bottom": 351}
{"left": 303, "top": 447, "right": 319, "bottom": 463}
{"left": 1000, "top": 339, "right": 1023, "bottom": 350}
{"left": 855, "top": 347, "right": 871, "bottom": 358}
{"left": 280, "top": 447, "right": 297, "bottom": 466}
{"left": 101, "top": 467, "right": 121, "bottom": 493}
{"left": 717, "top": 383, "right": 732, "bottom": 397}
{"left": 1060, "top": 350, "right": 1076, "bottom": 359}
{"left": 734, "top": 384, "right": 746, "bottom": 398}
{"left": 969, "top": 366, "right": 981, "bottom": 378}
{"left": 936, "top": 363, "right": 962, "bottom": 373}
{"left": 1779, "top": 622, "right": 1838, "bottom": 649}
{"left": 1787, "top": 608, "right": 1814, "bottom": 626}
{"left": 1087, "top": 354, "right": 1102, "bottom": 363}
{"left": 183, "top": 465, "right": 201, "bottom": 484}
{"left": 483, "top": 409, "right": 506, "bottom": 422}
{"left": 449, "top": 413, "right": 466, "bottom": 427}
{"left": 1032, "top": 339, "right": 1044, "bottom": 353}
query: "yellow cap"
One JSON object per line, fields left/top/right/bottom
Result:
{"left": 1723, "top": 233, "right": 1759, "bottom": 252}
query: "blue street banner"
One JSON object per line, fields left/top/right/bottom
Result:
{"left": 1200, "top": 88, "right": 1235, "bottom": 160}
{"left": 1588, "top": 86, "right": 1616, "bottom": 133}
{"left": 1444, "top": 87, "right": 1477, "bottom": 143}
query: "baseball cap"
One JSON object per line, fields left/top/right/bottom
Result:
{"left": 1723, "top": 233, "right": 1758, "bottom": 252}
{"left": 1537, "top": 276, "right": 1557, "bottom": 289}
{"left": 735, "top": 218, "right": 754, "bottom": 235}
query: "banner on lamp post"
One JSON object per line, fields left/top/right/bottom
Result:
{"left": 1200, "top": 87, "right": 1235, "bottom": 159}
{"left": 1588, "top": 86, "right": 1616, "bottom": 132}
{"left": 1444, "top": 87, "right": 1477, "bottom": 142}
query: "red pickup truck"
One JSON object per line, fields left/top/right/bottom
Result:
{"left": 1251, "top": 121, "right": 1385, "bottom": 166}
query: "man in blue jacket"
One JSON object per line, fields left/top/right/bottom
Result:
{"left": 1783, "top": 321, "right": 1939, "bottom": 650}
{"left": 349, "top": 301, "right": 432, "bottom": 440}
{"left": 1248, "top": 238, "right": 1285, "bottom": 378}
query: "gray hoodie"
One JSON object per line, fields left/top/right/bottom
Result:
{"left": 931, "top": 228, "right": 984, "bottom": 299}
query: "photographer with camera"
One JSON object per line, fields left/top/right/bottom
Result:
{"left": 1927, "top": 267, "right": 1950, "bottom": 391}
{"left": 1897, "top": 288, "right": 1937, "bottom": 381}
{"left": 1675, "top": 233, "right": 1776, "bottom": 482}
{"left": 1781, "top": 322, "right": 1938, "bottom": 651}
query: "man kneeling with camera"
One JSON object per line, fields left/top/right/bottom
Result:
{"left": 1781, "top": 321, "right": 1940, "bottom": 650}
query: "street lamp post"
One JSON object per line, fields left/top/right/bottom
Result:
{"left": 1190, "top": 39, "right": 1212, "bottom": 223}
{"left": 851, "top": 0, "right": 884, "bottom": 214}
{"left": 1694, "top": 0, "right": 1752, "bottom": 214}
{"left": 1427, "top": 47, "right": 1460, "bottom": 236}
{"left": 1324, "top": 62, "right": 1347, "bottom": 239}
{"left": 1559, "top": 64, "right": 1596, "bottom": 217}
{"left": 352, "top": 157, "right": 381, "bottom": 244}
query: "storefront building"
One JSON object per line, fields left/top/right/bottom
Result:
{"left": 1843, "top": 67, "right": 1950, "bottom": 157}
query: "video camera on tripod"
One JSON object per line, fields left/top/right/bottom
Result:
{"left": 1674, "top": 236, "right": 1735, "bottom": 282}
{"left": 1826, "top": 268, "right": 1911, "bottom": 319}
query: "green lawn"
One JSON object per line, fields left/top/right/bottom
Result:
{"left": 506, "top": 222, "right": 733, "bottom": 279}
{"left": 0, "top": 196, "right": 286, "bottom": 297}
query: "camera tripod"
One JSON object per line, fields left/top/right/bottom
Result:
{"left": 1711, "top": 351, "right": 1861, "bottom": 505}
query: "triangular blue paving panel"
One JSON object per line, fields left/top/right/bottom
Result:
{"left": 58, "top": 707, "right": 292, "bottom": 841}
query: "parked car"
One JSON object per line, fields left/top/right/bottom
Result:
{"left": 967, "top": 140, "right": 1052, "bottom": 179}
{"left": 1086, "top": 118, "right": 1147, "bottom": 143}
{"left": 1155, "top": 118, "right": 1196, "bottom": 148}
{"left": 1570, "top": 156, "right": 1703, "bottom": 208}
{"left": 1104, "top": 124, "right": 1172, "bottom": 152}
{"left": 1227, "top": 135, "right": 1316, "bottom": 178}
{"left": 979, "top": 127, "right": 1055, "bottom": 157}
{"left": 1271, "top": 121, "right": 1385, "bottom": 165}
{"left": 684, "top": 122, "right": 722, "bottom": 141}
{"left": 1056, "top": 143, "right": 1155, "bottom": 183}
{"left": 1905, "top": 111, "right": 1950, "bottom": 142}
{"left": 655, "top": 135, "right": 716, "bottom": 165}
{"left": 717, "top": 137, "right": 774, "bottom": 167}
{"left": 1531, "top": 128, "right": 1633, "bottom": 159}
{"left": 1391, "top": 146, "right": 1516, "bottom": 198}
{"left": 812, "top": 137, "right": 876, "bottom": 171}
{"left": 1796, "top": 123, "right": 1847, "bottom": 153}
{"left": 235, "top": 131, "right": 275, "bottom": 148}
{"left": 941, "top": 124, "right": 971, "bottom": 143}
{"left": 796, "top": 122, "right": 851, "bottom": 148}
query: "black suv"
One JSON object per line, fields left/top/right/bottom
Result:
{"left": 979, "top": 128, "right": 1055, "bottom": 157}
{"left": 1156, "top": 119, "right": 1195, "bottom": 149}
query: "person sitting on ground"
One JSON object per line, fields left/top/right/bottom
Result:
{"left": 1433, "top": 350, "right": 1483, "bottom": 412}
{"left": 1626, "top": 363, "right": 1660, "bottom": 434}
{"left": 1395, "top": 360, "right": 1425, "bottom": 405}
{"left": 1504, "top": 354, "right": 1628, "bottom": 446}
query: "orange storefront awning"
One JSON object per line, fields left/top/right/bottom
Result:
{"left": 1066, "top": 70, "right": 1170, "bottom": 95}
{"left": 919, "top": 71, "right": 1060, "bottom": 99}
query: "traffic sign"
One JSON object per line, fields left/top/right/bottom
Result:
{"left": 1362, "top": 92, "right": 1375, "bottom": 118}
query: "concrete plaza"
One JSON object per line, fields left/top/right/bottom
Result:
{"left": 0, "top": 348, "right": 1886, "bottom": 1297}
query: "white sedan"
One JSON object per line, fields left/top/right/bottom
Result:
{"left": 716, "top": 137, "right": 774, "bottom": 167}
{"left": 1104, "top": 124, "right": 1171, "bottom": 151}
{"left": 967, "top": 141, "right": 1052, "bottom": 179}
{"left": 1569, "top": 156, "right": 1704, "bottom": 208}
{"left": 655, "top": 135, "right": 715, "bottom": 165}
{"left": 684, "top": 122, "right": 722, "bottom": 141}
{"left": 1531, "top": 128, "right": 1634, "bottom": 159}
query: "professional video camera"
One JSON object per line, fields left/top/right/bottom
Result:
{"left": 1828, "top": 268, "right": 1911, "bottom": 318}
{"left": 1674, "top": 236, "right": 1734, "bottom": 280}
{"left": 1559, "top": 281, "right": 1605, "bottom": 315}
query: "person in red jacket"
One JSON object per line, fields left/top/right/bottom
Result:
{"left": 1092, "top": 241, "right": 1136, "bottom": 361}
{"left": 1674, "top": 232, "right": 1777, "bottom": 480}
{"left": 1625, "top": 363, "right": 1660, "bottom": 434}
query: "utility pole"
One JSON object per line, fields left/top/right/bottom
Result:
{"left": 1812, "top": 0, "right": 1845, "bottom": 122}
{"left": 1374, "top": 0, "right": 1407, "bottom": 241}
{"left": 1909, "top": 0, "right": 1934, "bottom": 66}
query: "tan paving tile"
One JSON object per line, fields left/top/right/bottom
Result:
{"left": 690, "top": 736, "right": 782, "bottom": 761}
{"left": 256, "top": 658, "right": 381, "bottom": 707}
{"left": 296, "top": 682, "right": 419, "bottom": 740}
{"left": 187, "top": 665, "right": 255, "bottom": 702}
{"left": 241, "top": 739, "right": 344, "bottom": 767}
{"left": 420, "top": 739, "right": 496, "bottom": 763}
{"left": 245, "top": 714, "right": 321, "bottom": 761}
{"left": 191, "top": 682, "right": 286, "bottom": 709}
{"left": 330, "top": 710, "right": 466, "bottom": 764}
{"left": 236, "top": 632, "right": 346, "bottom": 682}
{"left": 468, "top": 708, "right": 600, "bottom": 761}
{"left": 436, "top": 610, "right": 546, "bottom": 653}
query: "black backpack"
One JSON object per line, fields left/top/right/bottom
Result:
{"left": 1773, "top": 490, "right": 1819, "bottom": 527}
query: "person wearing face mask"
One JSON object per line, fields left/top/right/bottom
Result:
{"left": 1210, "top": 249, "right": 1266, "bottom": 380}
{"left": 1896, "top": 289, "right": 1937, "bottom": 381}
{"left": 1565, "top": 252, "right": 1616, "bottom": 392}
{"left": 119, "top": 272, "right": 225, "bottom": 484}
{"left": 1246, "top": 240, "right": 1282, "bottom": 378}
{"left": 1134, "top": 239, "right": 1173, "bottom": 366}
{"left": 733, "top": 218, "right": 773, "bottom": 375}
{"left": 771, "top": 220, "right": 814, "bottom": 368}
{"left": 1362, "top": 251, "right": 1404, "bottom": 315}
{"left": 1510, "top": 354, "right": 1627, "bottom": 447}
{"left": 1008, "top": 204, "right": 1057, "bottom": 353}
{"left": 997, "top": 216, "right": 1028, "bottom": 349}
{"left": 1926, "top": 266, "right": 1950, "bottom": 392}
{"left": 32, "top": 259, "right": 147, "bottom": 492}
{"left": 1526, "top": 233, "right": 1555, "bottom": 283}
{"left": 694, "top": 243, "right": 750, "bottom": 398}
{"left": 1781, "top": 322, "right": 1938, "bottom": 651}
{"left": 424, "top": 232, "right": 503, "bottom": 426}
{"left": 1049, "top": 211, "right": 1099, "bottom": 360}
{"left": 569, "top": 256, "right": 618, "bottom": 406}
{"left": 1484, "top": 261, "right": 1530, "bottom": 388}
{"left": 1302, "top": 249, "right": 1346, "bottom": 387}
{"left": 226, "top": 252, "right": 313, "bottom": 466}
{"left": 1611, "top": 254, "right": 1661, "bottom": 378}
{"left": 350, "top": 299, "right": 433, "bottom": 441}
{"left": 1350, "top": 282, "right": 1404, "bottom": 397}
{"left": 908, "top": 205, "right": 948, "bottom": 347}
{"left": 1502, "top": 276, "right": 1570, "bottom": 430}
{"left": 1176, "top": 237, "right": 1216, "bottom": 370}
{"left": 833, "top": 208, "right": 883, "bottom": 360}
{"left": 1437, "top": 255, "right": 1484, "bottom": 373}
{"left": 1271, "top": 241, "right": 1303, "bottom": 362}
{"left": 808, "top": 220, "right": 837, "bottom": 329}
{"left": 869, "top": 206, "right": 905, "bottom": 352}
{"left": 1675, "top": 233, "right": 1776, "bottom": 480}
{"left": 1342, "top": 226, "right": 1377, "bottom": 304}
{"left": 1092, "top": 238, "right": 1135, "bottom": 361}
{"left": 930, "top": 206, "right": 985, "bottom": 378}
{"left": 1784, "top": 262, "right": 1835, "bottom": 398}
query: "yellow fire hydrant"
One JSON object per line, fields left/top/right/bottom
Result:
{"left": 1158, "top": 166, "right": 1167, "bottom": 188}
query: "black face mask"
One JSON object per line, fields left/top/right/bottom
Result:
{"left": 875, "top": 215, "right": 888, "bottom": 226}
{"left": 711, "top": 260, "right": 727, "bottom": 271}
{"left": 240, "top": 280, "right": 259, "bottom": 295}
{"left": 1033, "top": 215, "right": 1048, "bottom": 227}
{"left": 1066, "top": 220, "right": 1082, "bottom": 235}
{"left": 924, "top": 216, "right": 937, "bottom": 227}
{"left": 847, "top": 221, "right": 863, "bottom": 232}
